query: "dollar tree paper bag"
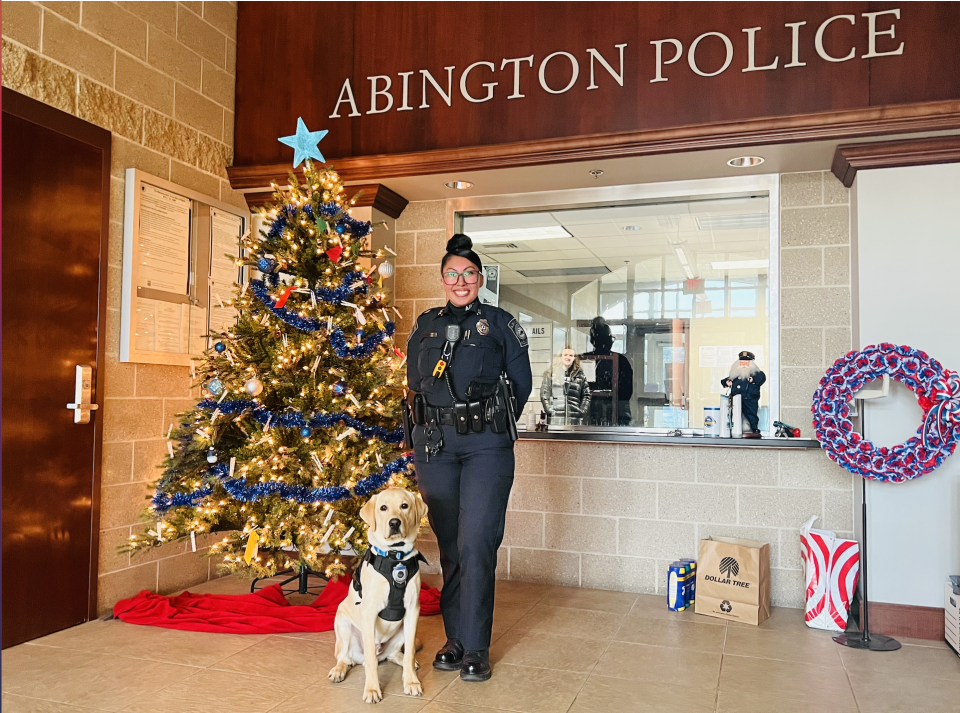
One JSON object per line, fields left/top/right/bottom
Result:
{"left": 695, "top": 535, "right": 770, "bottom": 625}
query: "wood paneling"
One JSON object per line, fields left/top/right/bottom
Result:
{"left": 860, "top": 601, "right": 946, "bottom": 641}
{"left": 242, "top": 183, "right": 409, "bottom": 218}
{"left": 832, "top": 135, "right": 960, "bottom": 186}
{"left": 233, "top": 2, "right": 960, "bottom": 182}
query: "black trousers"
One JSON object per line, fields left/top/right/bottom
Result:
{"left": 741, "top": 395, "right": 760, "bottom": 432}
{"left": 412, "top": 424, "right": 514, "bottom": 651}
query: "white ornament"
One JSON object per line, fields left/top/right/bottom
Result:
{"left": 244, "top": 377, "right": 264, "bottom": 396}
{"left": 378, "top": 260, "right": 395, "bottom": 278}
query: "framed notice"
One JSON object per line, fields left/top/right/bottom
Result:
{"left": 120, "top": 169, "right": 250, "bottom": 365}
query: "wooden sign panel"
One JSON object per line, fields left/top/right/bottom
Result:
{"left": 233, "top": 2, "right": 960, "bottom": 179}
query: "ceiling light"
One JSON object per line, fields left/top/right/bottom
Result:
{"left": 697, "top": 214, "right": 769, "bottom": 230}
{"left": 517, "top": 266, "right": 610, "bottom": 278}
{"left": 711, "top": 259, "right": 769, "bottom": 270}
{"left": 444, "top": 180, "right": 474, "bottom": 190}
{"left": 623, "top": 225, "right": 641, "bottom": 231}
{"left": 469, "top": 225, "right": 573, "bottom": 244}
{"left": 726, "top": 156, "right": 765, "bottom": 168}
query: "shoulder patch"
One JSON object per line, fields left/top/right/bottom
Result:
{"left": 508, "top": 318, "right": 529, "bottom": 348}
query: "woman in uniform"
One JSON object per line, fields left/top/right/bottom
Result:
{"left": 405, "top": 234, "right": 532, "bottom": 682}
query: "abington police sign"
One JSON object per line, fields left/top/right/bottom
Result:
{"left": 328, "top": 9, "right": 904, "bottom": 118}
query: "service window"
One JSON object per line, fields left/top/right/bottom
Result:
{"left": 461, "top": 193, "right": 774, "bottom": 433}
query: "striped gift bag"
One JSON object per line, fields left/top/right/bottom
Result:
{"left": 800, "top": 515, "right": 860, "bottom": 632}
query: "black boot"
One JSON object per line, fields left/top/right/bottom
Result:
{"left": 460, "top": 649, "right": 491, "bottom": 682}
{"left": 433, "top": 638, "right": 464, "bottom": 670}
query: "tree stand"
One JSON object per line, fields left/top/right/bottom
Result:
{"left": 251, "top": 566, "right": 327, "bottom": 596}
{"left": 833, "top": 401, "right": 901, "bottom": 652}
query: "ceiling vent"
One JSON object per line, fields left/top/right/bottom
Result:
{"left": 696, "top": 214, "right": 769, "bottom": 231}
{"left": 479, "top": 242, "right": 522, "bottom": 252}
{"left": 517, "top": 266, "right": 611, "bottom": 278}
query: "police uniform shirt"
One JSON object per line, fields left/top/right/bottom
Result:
{"left": 406, "top": 299, "right": 533, "bottom": 409}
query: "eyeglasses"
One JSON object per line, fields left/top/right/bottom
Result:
{"left": 442, "top": 269, "right": 480, "bottom": 285}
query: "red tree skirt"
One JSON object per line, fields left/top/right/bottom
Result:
{"left": 113, "top": 578, "right": 441, "bottom": 634}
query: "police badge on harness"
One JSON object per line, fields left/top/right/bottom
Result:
{"left": 392, "top": 562, "right": 408, "bottom": 586}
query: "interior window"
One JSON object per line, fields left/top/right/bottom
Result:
{"left": 462, "top": 195, "right": 772, "bottom": 432}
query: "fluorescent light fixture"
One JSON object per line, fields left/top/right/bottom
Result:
{"left": 727, "top": 156, "right": 765, "bottom": 167}
{"left": 672, "top": 246, "right": 696, "bottom": 280}
{"left": 444, "top": 180, "right": 474, "bottom": 190}
{"left": 468, "top": 225, "right": 573, "bottom": 244}
{"left": 623, "top": 225, "right": 641, "bottom": 231}
{"left": 711, "top": 259, "right": 769, "bottom": 270}
{"left": 517, "top": 265, "right": 610, "bottom": 278}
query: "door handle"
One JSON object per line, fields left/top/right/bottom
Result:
{"left": 66, "top": 364, "right": 98, "bottom": 424}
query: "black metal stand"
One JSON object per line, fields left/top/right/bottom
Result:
{"left": 251, "top": 566, "right": 328, "bottom": 596}
{"left": 834, "top": 402, "right": 901, "bottom": 652}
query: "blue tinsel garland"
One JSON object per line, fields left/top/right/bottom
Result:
{"left": 152, "top": 454, "right": 414, "bottom": 513}
{"left": 198, "top": 399, "right": 404, "bottom": 443}
{"left": 266, "top": 201, "right": 371, "bottom": 241}
{"left": 246, "top": 279, "right": 395, "bottom": 357}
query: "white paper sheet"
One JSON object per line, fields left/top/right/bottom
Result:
{"left": 209, "top": 210, "right": 243, "bottom": 335}
{"left": 137, "top": 185, "right": 191, "bottom": 295}
{"left": 135, "top": 297, "right": 191, "bottom": 353}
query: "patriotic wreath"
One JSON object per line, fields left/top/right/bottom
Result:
{"left": 812, "top": 343, "right": 960, "bottom": 482}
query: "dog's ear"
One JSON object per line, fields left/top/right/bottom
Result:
{"left": 414, "top": 493, "right": 428, "bottom": 524}
{"left": 360, "top": 495, "right": 378, "bottom": 534}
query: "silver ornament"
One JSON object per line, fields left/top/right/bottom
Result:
{"left": 378, "top": 260, "right": 394, "bottom": 278}
{"left": 244, "top": 377, "right": 263, "bottom": 396}
{"left": 206, "top": 447, "right": 218, "bottom": 464}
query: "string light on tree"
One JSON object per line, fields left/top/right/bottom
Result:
{"left": 123, "top": 127, "right": 415, "bottom": 580}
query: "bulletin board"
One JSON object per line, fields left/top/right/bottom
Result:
{"left": 120, "top": 169, "right": 250, "bottom": 366}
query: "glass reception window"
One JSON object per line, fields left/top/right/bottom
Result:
{"left": 461, "top": 195, "right": 772, "bottom": 432}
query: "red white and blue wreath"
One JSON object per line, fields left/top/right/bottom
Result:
{"left": 812, "top": 343, "right": 960, "bottom": 482}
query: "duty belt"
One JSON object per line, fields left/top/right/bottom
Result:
{"left": 420, "top": 403, "right": 486, "bottom": 433}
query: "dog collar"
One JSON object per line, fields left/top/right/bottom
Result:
{"left": 371, "top": 544, "right": 414, "bottom": 560}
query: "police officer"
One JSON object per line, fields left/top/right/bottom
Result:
{"left": 406, "top": 234, "right": 532, "bottom": 682}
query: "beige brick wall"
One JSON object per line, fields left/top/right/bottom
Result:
{"left": 396, "top": 173, "right": 854, "bottom": 608}
{"left": 2, "top": 1, "right": 242, "bottom": 613}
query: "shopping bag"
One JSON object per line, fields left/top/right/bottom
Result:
{"left": 800, "top": 515, "right": 860, "bottom": 632}
{"left": 695, "top": 535, "right": 770, "bottom": 625}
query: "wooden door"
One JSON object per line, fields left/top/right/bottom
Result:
{"left": 2, "top": 89, "right": 110, "bottom": 648}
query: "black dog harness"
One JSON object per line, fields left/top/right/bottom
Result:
{"left": 352, "top": 547, "right": 428, "bottom": 621}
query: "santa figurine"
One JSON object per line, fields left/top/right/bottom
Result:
{"left": 721, "top": 350, "right": 766, "bottom": 438}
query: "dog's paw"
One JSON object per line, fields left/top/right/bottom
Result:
{"left": 403, "top": 679, "right": 423, "bottom": 697}
{"left": 328, "top": 664, "right": 348, "bottom": 683}
{"left": 362, "top": 685, "right": 383, "bottom": 704}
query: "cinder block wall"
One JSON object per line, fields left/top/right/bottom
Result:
{"left": 397, "top": 172, "right": 854, "bottom": 608}
{"left": 2, "top": 0, "right": 243, "bottom": 613}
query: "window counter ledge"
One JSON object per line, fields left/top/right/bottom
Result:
{"left": 518, "top": 431, "right": 822, "bottom": 449}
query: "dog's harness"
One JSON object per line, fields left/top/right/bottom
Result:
{"left": 352, "top": 546, "right": 428, "bottom": 621}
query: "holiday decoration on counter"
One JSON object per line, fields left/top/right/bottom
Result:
{"left": 721, "top": 350, "right": 766, "bottom": 438}
{"left": 812, "top": 343, "right": 960, "bottom": 482}
{"left": 124, "top": 155, "right": 412, "bottom": 581}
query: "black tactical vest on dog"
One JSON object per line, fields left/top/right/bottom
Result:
{"left": 352, "top": 548, "right": 428, "bottom": 621}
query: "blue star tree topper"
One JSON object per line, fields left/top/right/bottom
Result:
{"left": 278, "top": 117, "right": 328, "bottom": 167}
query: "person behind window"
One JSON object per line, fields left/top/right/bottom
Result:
{"left": 581, "top": 316, "right": 634, "bottom": 426}
{"left": 540, "top": 347, "right": 591, "bottom": 425}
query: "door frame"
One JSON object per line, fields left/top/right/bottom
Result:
{"left": 3, "top": 88, "right": 111, "bottom": 621}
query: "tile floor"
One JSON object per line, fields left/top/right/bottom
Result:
{"left": 3, "top": 574, "right": 959, "bottom": 713}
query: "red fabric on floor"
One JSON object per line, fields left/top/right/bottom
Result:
{"left": 113, "top": 578, "right": 441, "bottom": 634}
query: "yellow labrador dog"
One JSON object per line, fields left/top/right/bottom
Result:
{"left": 328, "top": 488, "right": 428, "bottom": 703}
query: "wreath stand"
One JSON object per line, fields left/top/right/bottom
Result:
{"left": 833, "top": 396, "right": 901, "bottom": 652}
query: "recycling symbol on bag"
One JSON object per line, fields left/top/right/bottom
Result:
{"left": 720, "top": 600, "right": 732, "bottom": 613}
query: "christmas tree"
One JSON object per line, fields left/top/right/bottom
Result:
{"left": 125, "top": 157, "right": 413, "bottom": 581}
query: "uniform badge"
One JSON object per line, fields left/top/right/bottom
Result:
{"left": 476, "top": 319, "right": 490, "bottom": 336}
{"left": 392, "top": 562, "right": 408, "bottom": 585}
{"left": 508, "top": 318, "right": 528, "bottom": 348}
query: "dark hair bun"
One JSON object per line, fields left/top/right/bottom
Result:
{"left": 446, "top": 234, "right": 474, "bottom": 253}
